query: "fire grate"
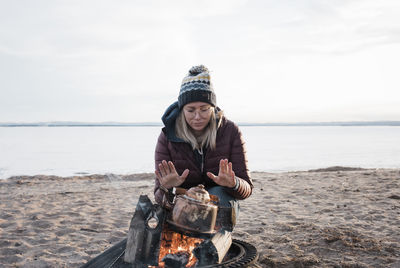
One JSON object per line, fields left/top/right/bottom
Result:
{"left": 81, "top": 238, "right": 258, "bottom": 268}
{"left": 81, "top": 194, "right": 258, "bottom": 267}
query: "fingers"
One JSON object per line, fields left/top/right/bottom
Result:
{"left": 224, "top": 159, "right": 229, "bottom": 173}
{"left": 155, "top": 170, "right": 162, "bottom": 181}
{"left": 180, "top": 169, "right": 189, "bottom": 181}
{"left": 158, "top": 159, "right": 235, "bottom": 187}
{"left": 228, "top": 162, "right": 233, "bottom": 176}
{"left": 158, "top": 163, "right": 166, "bottom": 177}
{"left": 168, "top": 161, "right": 177, "bottom": 174}
{"left": 219, "top": 159, "right": 230, "bottom": 175}
{"left": 158, "top": 160, "right": 171, "bottom": 177}
{"left": 157, "top": 161, "right": 188, "bottom": 188}
{"left": 219, "top": 159, "right": 226, "bottom": 175}
{"left": 213, "top": 159, "right": 236, "bottom": 187}
{"left": 207, "top": 172, "right": 217, "bottom": 180}
{"left": 162, "top": 160, "right": 171, "bottom": 173}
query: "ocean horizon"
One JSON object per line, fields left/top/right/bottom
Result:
{"left": 1, "top": 120, "right": 400, "bottom": 127}
{"left": 1, "top": 125, "right": 400, "bottom": 180}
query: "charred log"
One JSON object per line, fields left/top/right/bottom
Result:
{"left": 193, "top": 230, "right": 232, "bottom": 266}
{"left": 162, "top": 251, "right": 190, "bottom": 268}
{"left": 124, "top": 195, "right": 165, "bottom": 266}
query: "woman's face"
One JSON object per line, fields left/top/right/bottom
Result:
{"left": 183, "top": 102, "right": 213, "bottom": 133}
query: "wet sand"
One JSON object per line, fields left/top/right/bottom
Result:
{"left": 0, "top": 168, "right": 399, "bottom": 267}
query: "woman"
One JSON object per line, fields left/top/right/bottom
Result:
{"left": 154, "top": 65, "right": 253, "bottom": 227}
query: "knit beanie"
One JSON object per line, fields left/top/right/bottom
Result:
{"left": 178, "top": 65, "right": 216, "bottom": 109}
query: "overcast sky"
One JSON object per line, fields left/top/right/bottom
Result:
{"left": 1, "top": 0, "right": 399, "bottom": 123}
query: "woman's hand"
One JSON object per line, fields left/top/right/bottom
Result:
{"left": 207, "top": 159, "right": 236, "bottom": 188}
{"left": 155, "top": 160, "right": 189, "bottom": 189}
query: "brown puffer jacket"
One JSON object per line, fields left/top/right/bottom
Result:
{"left": 154, "top": 102, "right": 253, "bottom": 207}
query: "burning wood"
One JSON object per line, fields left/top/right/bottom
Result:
{"left": 157, "top": 229, "right": 203, "bottom": 267}
{"left": 162, "top": 251, "right": 190, "bottom": 267}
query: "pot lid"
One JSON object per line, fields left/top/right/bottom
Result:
{"left": 186, "top": 184, "right": 210, "bottom": 203}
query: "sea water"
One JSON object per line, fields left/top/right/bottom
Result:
{"left": 1, "top": 126, "right": 400, "bottom": 179}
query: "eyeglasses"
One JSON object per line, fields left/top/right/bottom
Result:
{"left": 183, "top": 106, "right": 212, "bottom": 118}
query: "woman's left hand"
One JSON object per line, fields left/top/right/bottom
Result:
{"left": 207, "top": 159, "right": 236, "bottom": 188}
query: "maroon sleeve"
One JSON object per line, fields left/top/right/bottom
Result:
{"left": 226, "top": 124, "right": 253, "bottom": 199}
{"left": 154, "top": 131, "right": 172, "bottom": 207}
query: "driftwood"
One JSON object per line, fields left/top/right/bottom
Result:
{"left": 193, "top": 230, "right": 232, "bottom": 266}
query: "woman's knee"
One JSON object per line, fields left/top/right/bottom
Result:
{"left": 207, "top": 186, "right": 235, "bottom": 206}
{"left": 207, "top": 186, "right": 239, "bottom": 215}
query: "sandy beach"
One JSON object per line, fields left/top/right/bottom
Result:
{"left": 0, "top": 168, "right": 399, "bottom": 267}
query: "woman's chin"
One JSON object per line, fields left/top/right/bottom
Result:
{"left": 191, "top": 124, "right": 206, "bottom": 131}
{"left": 189, "top": 126, "right": 206, "bottom": 135}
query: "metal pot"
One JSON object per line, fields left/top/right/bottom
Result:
{"left": 170, "top": 185, "right": 217, "bottom": 234}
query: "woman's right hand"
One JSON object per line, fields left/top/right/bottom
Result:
{"left": 155, "top": 160, "right": 189, "bottom": 189}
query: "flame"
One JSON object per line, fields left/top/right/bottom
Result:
{"left": 154, "top": 229, "right": 204, "bottom": 267}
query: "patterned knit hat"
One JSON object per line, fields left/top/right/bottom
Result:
{"left": 178, "top": 65, "right": 216, "bottom": 109}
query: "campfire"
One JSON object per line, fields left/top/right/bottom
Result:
{"left": 80, "top": 188, "right": 258, "bottom": 268}
{"left": 156, "top": 229, "right": 204, "bottom": 267}
{"left": 123, "top": 186, "right": 234, "bottom": 267}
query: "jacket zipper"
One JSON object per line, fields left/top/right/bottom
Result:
{"left": 201, "top": 154, "right": 204, "bottom": 173}
{"left": 198, "top": 148, "right": 204, "bottom": 173}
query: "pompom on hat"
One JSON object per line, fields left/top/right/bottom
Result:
{"left": 178, "top": 65, "right": 216, "bottom": 109}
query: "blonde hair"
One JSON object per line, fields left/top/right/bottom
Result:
{"left": 175, "top": 108, "right": 224, "bottom": 150}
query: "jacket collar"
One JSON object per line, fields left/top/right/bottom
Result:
{"left": 161, "top": 101, "right": 223, "bottom": 143}
{"left": 161, "top": 101, "right": 183, "bottom": 142}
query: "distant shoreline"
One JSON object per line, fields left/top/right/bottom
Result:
{"left": 1, "top": 121, "right": 400, "bottom": 127}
